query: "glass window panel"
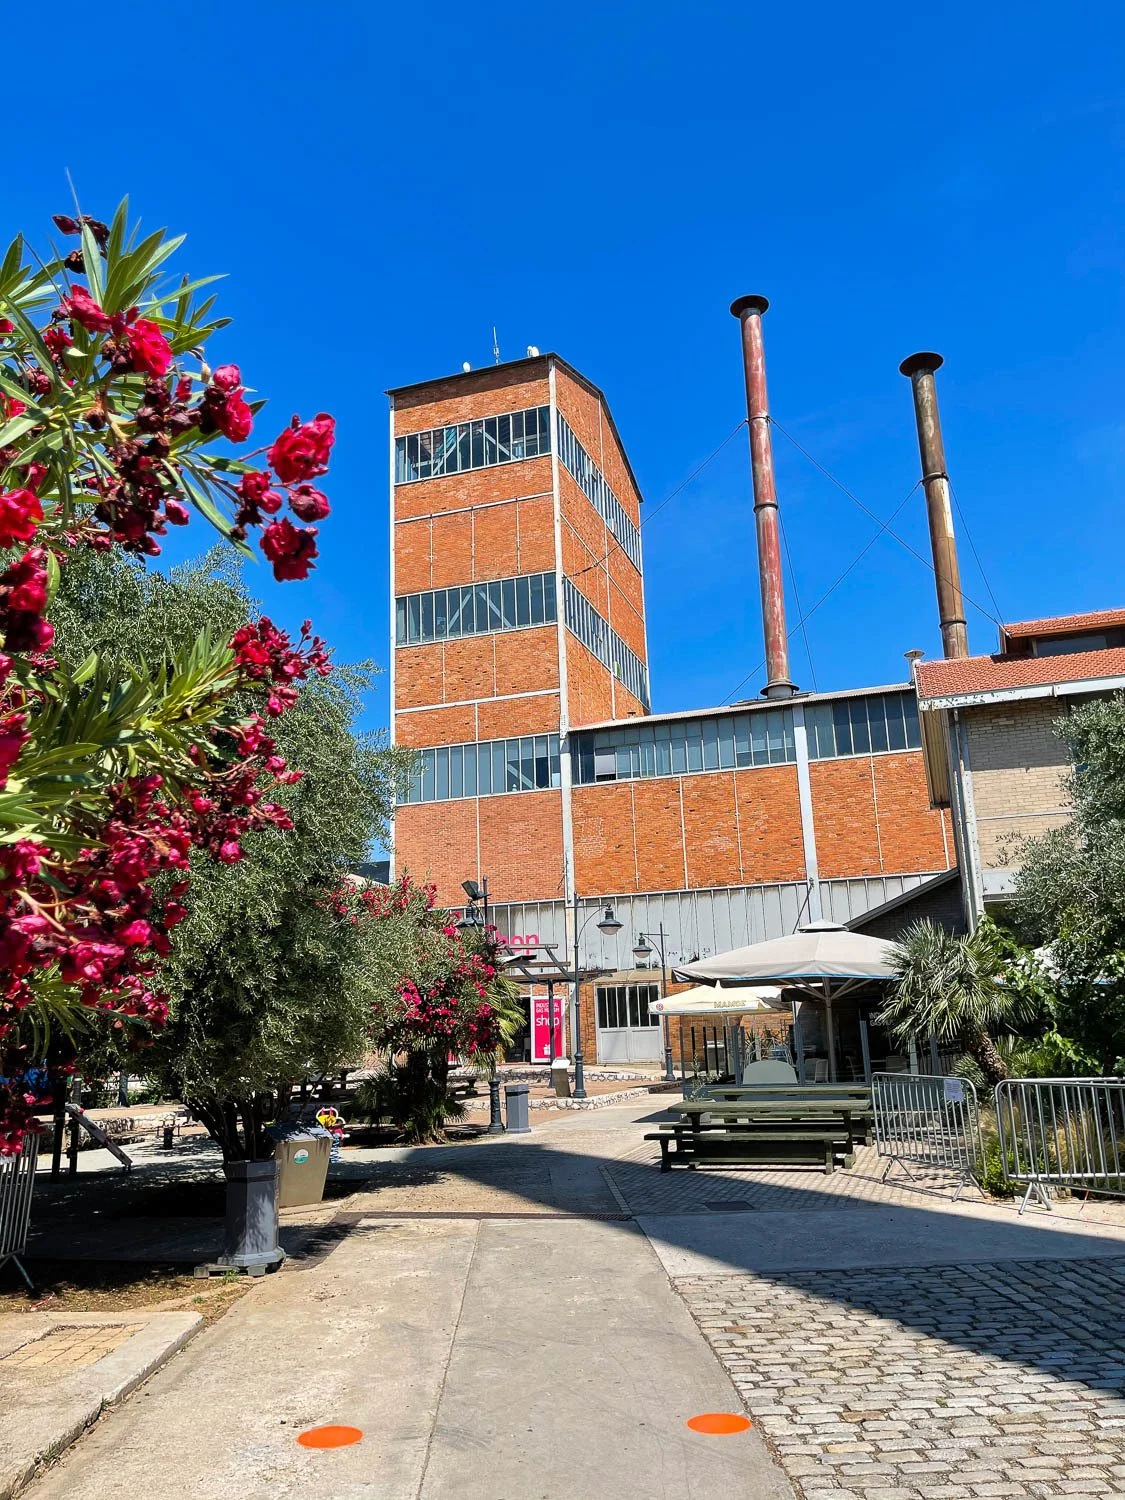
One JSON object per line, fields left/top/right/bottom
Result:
{"left": 550, "top": 735, "right": 561, "bottom": 787}
{"left": 433, "top": 589, "right": 448, "bottom": 640}
{"left": 530, "top": 573, "right": 544, "bottom": 624}
{"left": 832, "top": 701, "right": 854, "bottom": 756}
{"left": 470, "top": 420, "right": 485, "bottom": 468}
{"left": 416, "top": 432, "right": 432, "bottom": 479}
{"left": 449, "top": 744, "right": 463, "bottom": 800}
{"left": 886, "top": 695, "right": 907, "bottom": 751}
{"left": 531, "top": 735, "right": 548, "bottom": 789}
{"left": 734, "top": 717, "right": 751, "bottom": 767}
{"left": 395, "top": 597, "right": 407, "bottom": 644}
{"left": 456, "top": 424, "right": 470, "bottom": 470}
{"left": 460, "top": 586, "right": 476, "bottom": 635}
{"left": 488, "top": 581, "right": 503, "bottom": 631}
{"left": 628, "top": 988, "right": 641, "bottom": 1028}
{"left": 515, "top": 575, "right": 532, "bottom": 627}
{"left": 807, "top": 704, "right": 830, "bottom": 758}
{"left": 497, "top": 413, "right": 511, "bottom": 460}
{"left": 501, "top": 577, "right": 516, "bottom": 628}
{"left": 616, "top": 747, "right": 632, "bottom": 779}
{"left": 598, "top": 990, "right": 609, "bottom": 1029}
{"left": 686, "top": 733, "right": 703, "bottom": 772}
{"left": 435, "top": 747, "right": 449, "bottom": 801}
{"left": 420, "top": 592, "right": 435, "bottom": 643}
{"left": 520, "top": 737, "right": 535, "bottom": 790}
{"left": 483, "top": 417, "right": 498, "bottom": 466}
{"left": 655, "top": 736, "right": 672, "bottom": 776}
{"left": 717, "top": 716, "right": 736, "bottom": 769}
{"left": 474, "top": 584, "right": 489, "bottom": 632}
{"left": 782, "top": 712, "right": 795, "bottom": 761}
{"left": 539, "top": 406, "right": 551, "bottom": 448}
{"left": 702, "top": 720, "right": 720, "bottom": 771}
{"left": 543, "top": 571, "right": 557, "bottom": 620}
{"left": 406, "top": 434, "right": 419, "bottom": 478}
{"left": 511, "top": 411, "right": 526, "bottom": 459}
{"left": 421, "top": 749, "right": 435, "bottom": 802}
{"left": 505, "top": 739, "right": 521, "bottom": 793}
{"left": 476, "top": 744, "right": 491, "bottom": 796}
{"left": 767, "top": 711, "right": 787, "bottom": 763}
{"left": 407, "top": 594, "right": 421, "bottom": 644}
{"left": 463, "top": 744, "right": 477, "bottom": 797}
{"left": 670, "top": 736, "right": 687, "bottom": 774}
{"left": 868, "top": 696, "right": 889, "bottom": 752}
{"left": 751, "top": 715, "right": 769, "bottom": 765}
{"left": 850, "top": 700, "right": 871, "bottom": 754}
{"left": 640, "top": 740, "right": 655, "bottom": 776}
{"left": 492, "top": 741, "right": 506, "bottom": 793}
{"left": 904, "top": 694, "right": 921, "bottom": 747}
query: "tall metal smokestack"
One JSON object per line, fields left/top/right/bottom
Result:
{"left": 899, "top": 353, "right": 969, "bottom": 660}
{"left": 730, "top": 295, "right": 796, "bottom": 698}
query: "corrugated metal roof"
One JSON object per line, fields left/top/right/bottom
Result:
{"left": 915, "top": 647, "right": 1125, "bottom": 701}
{"left": 573, "top": 681, "right": 913, "bottom": 733}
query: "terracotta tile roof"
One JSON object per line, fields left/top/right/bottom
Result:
{"left": 916, "top": 647, "right": 1125, "bottom": 701}
{"left": 1002, "top": 607, "right": 1125, "bottom": 640}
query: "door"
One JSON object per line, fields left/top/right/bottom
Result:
{"left": 596, "top": 982, "right": 662, "bottom": 1064}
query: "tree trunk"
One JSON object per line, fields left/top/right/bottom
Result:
{"left": 963, "top": 1028, "right": 1009, "bottom": 1086}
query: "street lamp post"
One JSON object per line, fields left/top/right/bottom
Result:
{"left": 633, "top": 924, "right": 676, "bottom": 1083}
{"left": 571, "top": 894, "right": 622, "bottom": 1100}
{"left": 461, "top": 878, "right": 504, "bottom": 1136}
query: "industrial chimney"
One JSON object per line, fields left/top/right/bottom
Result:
{"left": 730, "top": 295, "right": 797, "bottom": 698}
{"left": 899, "top": 353, "right": 969, "bottom": 660}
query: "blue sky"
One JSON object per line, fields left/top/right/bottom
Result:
{"left": 7, "top": 1, "right": 1125, "bottom": 724}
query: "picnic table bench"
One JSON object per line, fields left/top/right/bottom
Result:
{"left": 645, "top": 1090, "right": 871, "bottom": 1174}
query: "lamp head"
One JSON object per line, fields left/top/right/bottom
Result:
{"left": 632, "top": 936, "right": 653, "bottom": 963}
{"left": 461, "top": 879, "right": 484, "bottom": 902}
{"left": 597, "top": 905, "right": 623, "bottom": 936}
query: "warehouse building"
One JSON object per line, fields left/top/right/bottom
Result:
{"left": 388, "top": 314, "right": 956, "bottom": 1065}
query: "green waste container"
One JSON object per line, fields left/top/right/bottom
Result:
{"left": 275, "top": 1133, "right": 331, "bottom": 1208}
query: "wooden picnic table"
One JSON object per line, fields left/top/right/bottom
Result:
{"left": 644, "top": 1091, "right": 871, "bottom": 1174}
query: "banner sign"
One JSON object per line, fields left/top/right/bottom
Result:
{"left": 531, "top": 990, "right": 566, "bottom": 1063}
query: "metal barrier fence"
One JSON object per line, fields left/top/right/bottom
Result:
{"left": 994, "top": 1077, "right": 1125, "bottom": 1214}
{"left": 0, "top": 1133, "right": 39, "bottom": 1290}
{"left": 872, "top": 1071, "right": 983, "bottom": 1199}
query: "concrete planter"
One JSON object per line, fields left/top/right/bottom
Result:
{"left": 219, "top": 1158, "right": 285, "bottom": 1273}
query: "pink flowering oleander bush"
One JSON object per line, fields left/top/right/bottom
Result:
{"left": 0, "top": 202, "right": 339, "bottom": 1152}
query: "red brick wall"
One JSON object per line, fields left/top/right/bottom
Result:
{"left": 809, "top": 751, "right": 951, "bottom": 880}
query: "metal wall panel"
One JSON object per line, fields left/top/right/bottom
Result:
{"left": 487, "top": 872, "right": 941, "bottom": 974}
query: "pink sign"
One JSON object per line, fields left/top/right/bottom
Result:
{"left": 531, "top": 990, "right": 566, "bottom": 1063}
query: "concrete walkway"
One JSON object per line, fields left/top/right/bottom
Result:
{"left": 21, "top": 1213, "right": 792, "bottom": 1500}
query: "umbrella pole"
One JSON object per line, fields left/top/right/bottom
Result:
{"left": 824, "top": 980, "right": 838, "bottom": 1083}
{"left": 791, "top": 1000, "right": 805, "bottom": 1083}
{"left": 859, "top": 1010, "right": 872, "bottom": 1085}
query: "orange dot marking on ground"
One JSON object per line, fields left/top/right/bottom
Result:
{"left": 297, "top": 1425, "right": 364, "bottom": 1449}
{"left": 686, "top": 1412, "right": 752, "bottom": 1435}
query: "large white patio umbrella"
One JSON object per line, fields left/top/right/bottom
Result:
{"left": 674, "top": 922, "right": 900, "bottom": 1082}
{"left": 647, "top": 981, "right": 786, "bottom": 1018}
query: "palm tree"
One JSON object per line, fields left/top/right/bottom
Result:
{"left": 876, "top": 920, "right": 1033, "bottom": 1086}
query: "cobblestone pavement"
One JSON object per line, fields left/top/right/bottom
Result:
{"left": 678, "top": 1256, "right": 1125, "bottom": 1500}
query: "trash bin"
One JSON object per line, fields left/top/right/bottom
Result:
{"left": 551, "top": 1058, "right": 572, "bottom": 1099}
{"left": 273, "top": 1130, "right": 331, "bottom": 1208}
{"left": 505, "top": 1082, "right": 531, "bottom": 1134}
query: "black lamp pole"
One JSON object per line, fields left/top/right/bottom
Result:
{"left": 463, "top": 876, "right": 504, "bottom": 1135}
{"left": 636, "top": 925, "right": 676, "bottom": 1083}
{"left": 571, "top": 895, "right": 622, "bottom": 1101}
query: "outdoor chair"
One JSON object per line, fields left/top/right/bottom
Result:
{"left": 813, "top": 1060, "right": 830, "bottom": 1083}
{"left": 740, "top": 1059, "right": 798, "bottom": 1086}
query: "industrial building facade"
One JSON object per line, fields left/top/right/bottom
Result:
{"left": 388, "top": 352, "right": 955, "bottom": 1063}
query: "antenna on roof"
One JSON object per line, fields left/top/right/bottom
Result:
{"left": 492, "top": 326, "right": 501, "bottom": 365}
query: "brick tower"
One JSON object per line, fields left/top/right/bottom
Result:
{"left": 388, "top": 354, "right": 648, "bottom": 911}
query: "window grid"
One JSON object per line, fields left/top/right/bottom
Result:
{"left": 563, "top": 579, "right": 649, "bottom": 709}
{"left": 556, "top": 412, "right": 643, "bottom": 572}
{"left": 596, "top": 983, "right": 661, "bottom": 1030}
{"left": 401, "top": 734, "right": 561, "bottom": 804}
{"left": 396, "top": 572, "right": 557, "bottom": 646}
{"left": 805, "top": 693, "right": 921, "bottom": 760}
{"left": 571, "top": 692, "right": 921, "bottom": 786}
{"left": 395, "top": 406, "right": 551, "bottom": 484}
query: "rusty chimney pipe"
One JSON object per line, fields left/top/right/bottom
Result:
{"left": 730, "top": 295, "right": 796, "bottom": 698}
{"left": 899, "top": 352, "right": 969, "bottom": 660}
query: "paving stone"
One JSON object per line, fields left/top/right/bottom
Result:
{"left": 676, "top": 1255, "right": 1125, "bottom": 1500}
